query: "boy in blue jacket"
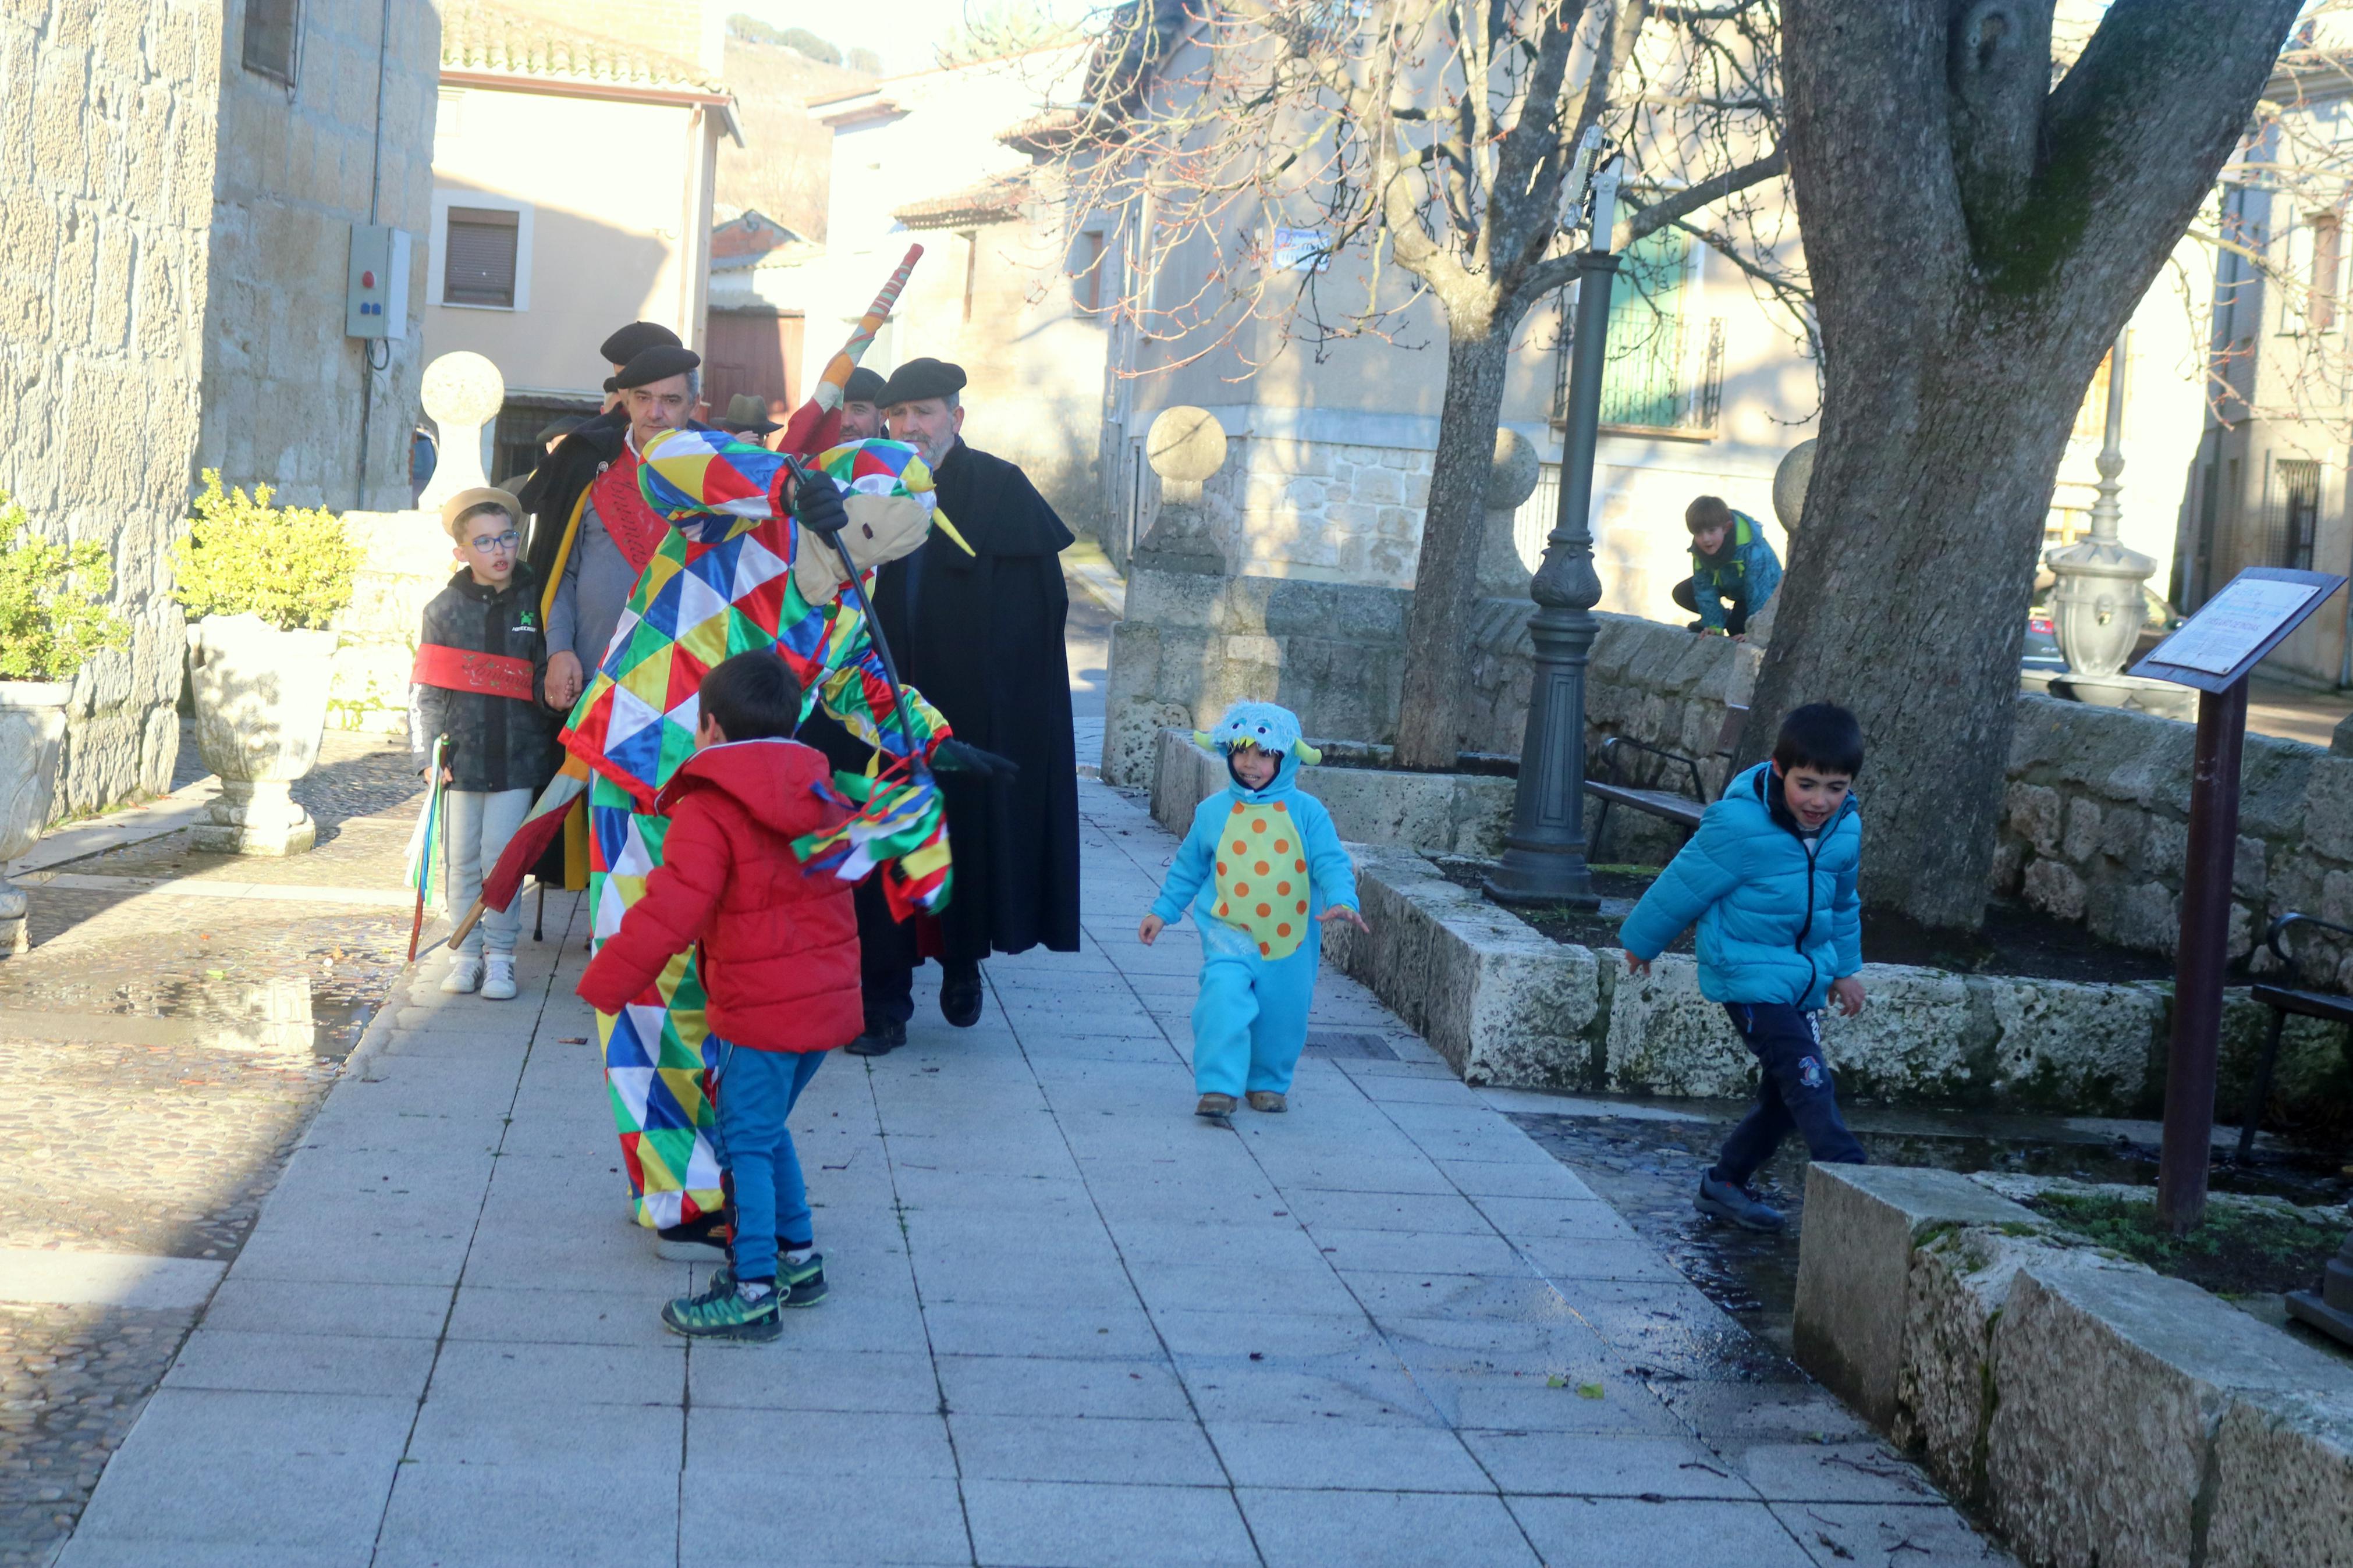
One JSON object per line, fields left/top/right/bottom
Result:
{"left": 1670, "top": 495, "right": 1782, "bottom": 636}
{"left": 1618, "top": 703, "right": 1869, "bottom": 1231}
{"left": 1140, "top": 702, "right": 1369, "bottom": 1118}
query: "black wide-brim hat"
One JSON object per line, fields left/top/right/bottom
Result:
{"left": 613, "top": 344, "right": 701, "bottom": 390}
{"left": 879, "top": 357, "right": 967, "bottom": 407}
{"left": 599, "top": 320, "right": 682, "bottom": 366}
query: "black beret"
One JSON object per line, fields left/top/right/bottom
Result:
{"left": 879, "top": 357, "right": 967, "bottom": 407}
{"left": 599, "top": 320, "right": 682, "bottom": 365}
{"left": 535, "top": 414, "right": 588, "bottom": 445}
{"left": 843, "top": 367, "right": 888, "bottom": 404}
{"left": 613, "top": 343, "right": 701, "bottom": 390}
{"left": 602, "top": 375, "right": 619, "bottom": 394}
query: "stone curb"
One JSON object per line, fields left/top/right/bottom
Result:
{"left": 1326, "top": 841, "right": 2344, "bottom": 1120}
{"left": 1794, "top": 1164, "right": 2353, "bottom": 1568}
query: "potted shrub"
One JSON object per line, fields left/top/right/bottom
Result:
{"left": 0, "top": 490, "right": 129, "bottom": 951}
{"left": 173, "top": 471, "right": 360, "bottom": 855}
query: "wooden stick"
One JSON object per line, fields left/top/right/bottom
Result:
{"left": 448, "top": 897, "right": 487, "bottom": 951}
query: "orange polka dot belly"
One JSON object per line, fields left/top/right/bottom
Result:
{"left": 1213, "top": 801, "right": 1310, "bottom": 960}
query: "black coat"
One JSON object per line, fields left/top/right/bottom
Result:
{"left": 410, "top": 567, "right": 562, "bottom": 794}
{"left": 809, "top": 440, "right": 1081, "bottom": 961}
{"left": 517, "top": 408, "right": 629, "bottom": 592}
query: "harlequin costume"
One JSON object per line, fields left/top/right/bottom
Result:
{"left": 477, "top": 432, "right": 956, "bottom": 1230}
{"left": 1147, "top": 702, "right": 1360, "bottom": 1101}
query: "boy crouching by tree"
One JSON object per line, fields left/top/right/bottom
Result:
{"left": 413, "top": 488, "right": 561, "bottom": 1001}
{"left": 577, "top": 650, "right": 858, "bottom": 1341}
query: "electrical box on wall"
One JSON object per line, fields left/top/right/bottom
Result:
{"left": 346, "top": 225, "right": 411, "bottom": 340}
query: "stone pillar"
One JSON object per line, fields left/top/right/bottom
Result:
{"left": 1104, "top": 407, "right": 1231, "bottom": 784}
{"left": 416, "top": 352, "right": 506, "bottom": 510}
{"left": 1475, "top": 429, "right": 1543, "bottom": 599}
{"left": 1130, "top": 406, "right": 1229, "bottom": 575}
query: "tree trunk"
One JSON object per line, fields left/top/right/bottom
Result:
{"left": 1393, "top": 319, "right": 1512, "bottom": 768}
{"left": 1753, "top": 0, "right": 2304, "bottom": 930}
{"left": 1744, "top": 337, "right": 2086, "bottom": 927}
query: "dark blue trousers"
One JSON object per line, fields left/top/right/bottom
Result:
{"left": 1711, "top": 1002, "right": 1868, "bottom": 1187}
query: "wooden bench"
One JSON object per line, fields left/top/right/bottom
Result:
{"left": 2238, "top": 912, "right": 2353, "bottom": 1158}
{"left": 1585, "top": 703, "right": 1747, "bottom": 859}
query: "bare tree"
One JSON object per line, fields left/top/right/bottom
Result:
{"left": 1039, "top": 0, "right": 1795, "bottom": 766}
{"left": 1745, "top": 0, "right": 2305, "bottom": 929}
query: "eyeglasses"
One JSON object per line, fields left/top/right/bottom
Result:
{"left": 469, "top": 529, "right": 520, "bottom": 552}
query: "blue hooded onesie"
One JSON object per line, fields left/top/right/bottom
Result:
{"left": 1150, "top": 703, "right": 1360, "bottom": 1097}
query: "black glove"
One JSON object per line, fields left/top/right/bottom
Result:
{"left": 789, "top": 464, "right": 847, "bottom": 536}
{"left": 930, "top": 739, "right": 1020, "bottom": 781}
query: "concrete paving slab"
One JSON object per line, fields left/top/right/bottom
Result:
{"left": 937, "top": 1352, "right": 1193, "bottom": 1421}
{"left": 1208, "top": 1418, "right": 1493, "bottom": 1492}
{"left": 161, "top": 1327, "right": 438, "bottom": 1399}
{"left": 407, "top": 1392, "right": 683, "bottom": 1469}
{"left": 1460, "top": 1427, "right": 1756, "bottom": 1498}
{"left": 950, "top": 1412, "right": 1227, "bottom": 1485}
{"left": 679, "top": 1468, "right": 971, "bottom": 1566}
{"left": 961, "top": 1478, "right": 1259, "bottom": 1568}
{"left": 686, "top": 1346, "right": 942, "bottom": 1414}
{"left": 428, "top": 1336, "right": 683, "bottom": 1409}
{"left": 0, "top": 1247, "right": 225, "bottom": 1309}
{"left": 1512, "top": 1494, "right": 1820, "bottom": 1565}
{"left": 1238, "top": 1487, "right": 1544, "bottom": 1567}
{"left": 373, "top": 1458, "right": 680, "bottom": 1568}
{"left": 1771, "top": 1500, "right": 2017, "bottom": 1565}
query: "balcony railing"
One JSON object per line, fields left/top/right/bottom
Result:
{"left": 1553, "top": 311, "right": 1725, "bottom": 436}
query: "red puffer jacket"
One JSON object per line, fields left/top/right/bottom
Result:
{"left": 577, "top": 739, "right": 860, "bottom": 1051}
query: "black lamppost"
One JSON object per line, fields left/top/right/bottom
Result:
{"left": 1486, "top": 158, "right": 1623, "bottom": 910}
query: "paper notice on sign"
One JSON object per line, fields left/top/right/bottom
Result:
{"left": 2151, "top": 577, "right": 2324, "bottom": 676}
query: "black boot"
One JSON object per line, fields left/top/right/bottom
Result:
{"left": 844, "top": 1012, "right": 907, "bottom": 1056}
{"left": 939, "top": 962, "right": 984, "bottom": 1028}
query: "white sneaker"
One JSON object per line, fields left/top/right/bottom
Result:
{"left": 441, "top": 955, "right": 484, "bottom": 994}
{"left": 481, "top": 952, "right": 517, "bottom": 1000}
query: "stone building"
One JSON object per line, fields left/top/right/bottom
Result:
{"left": 1, "top": 0, "right": 439, "bottom": 817}
{"left": 798, "top": 48, "right": 1108, "bottom": 529}
{"left": 429, "top": 0, "right": 740, "bottom": 484}
{"left": 2180, "top": 20, "right": 2353, "bottom": 687}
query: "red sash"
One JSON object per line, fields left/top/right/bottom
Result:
{"left": 591, "top": 446, "right": 672, "bottom": 575}
{"left": 411, "top": 643, "right": 536, "bottom": 701}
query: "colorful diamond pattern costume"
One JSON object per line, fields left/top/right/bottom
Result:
{"left": 568, "top": 433, "right": 953, "bottom": 1228}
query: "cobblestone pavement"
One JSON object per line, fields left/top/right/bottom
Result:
{"left": 0, "top": 733, "right": 431, "bottom": 1568}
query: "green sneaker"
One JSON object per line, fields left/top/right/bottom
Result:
{"left": 661, "top": 1276, "right": 780, "bottom": 1342}
{"left": 779, "top": 1250, "right": 828, "bottom": 1308}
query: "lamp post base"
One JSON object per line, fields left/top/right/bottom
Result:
{"left": 1483, "top": 848, "right": 1599, "bottom": 911}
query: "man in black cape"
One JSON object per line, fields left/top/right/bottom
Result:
{"left": 817, "top": 357, "right": 1082, "bottom": 1054}
{"left": 510, "top": 321, "right": 690, "bottom": 888}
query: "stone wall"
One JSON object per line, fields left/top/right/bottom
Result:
{"left": 1107, "top": 571, "right": 2353, "bottom": 982}
{"left": 2, "top": 0, "right": 221, "bottom": 814}
{"left": 1, "top": 3, "right": 439, "bottom": 820}
{"left": 1794, "top": 1165, "right": 2353, "bottom": 1568}
{"left": 330, "top": 510, "right": 452, "bottom": 735}
{"left": 201, "top": 0, "right": 439, "bottom": 513}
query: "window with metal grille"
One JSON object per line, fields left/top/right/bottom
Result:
{"left": 2280, "top": 458, "right": 2322, "bottom": 570}
{"left": 2313, "top": 216, "right": 2342, "bottom": 333}
{"left": 242, "top": 0, "right": 300, "bottom": 85}
{"left": 444, "top": 208, "right": 520, "bottom": 308}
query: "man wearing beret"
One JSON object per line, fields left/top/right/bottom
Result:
{"left": 512, "top": 329, "right": 703, "bottom": 895}
{"left": 839, "top": 366, "right": 888, "bottom": 442}
{"left": 839, "top": 356, "right": 1082, "bottom": 1052}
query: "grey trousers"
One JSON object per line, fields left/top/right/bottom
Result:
{"left": 444, "top": 787, "right": 534, "bottom": 955}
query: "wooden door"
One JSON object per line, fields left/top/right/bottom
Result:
{"left": 702, "top": 310, "right": 805, "bottom": 422}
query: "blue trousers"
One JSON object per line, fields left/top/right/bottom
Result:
{"left": 709, "top": 1041, "right": 825, "bottom": 1283}
{"left": 1191, "top": 944, "right": 1319, "bottom": 1097}
{"left": 1712, "top": 1003, "right": 1868, "bottom": 1187}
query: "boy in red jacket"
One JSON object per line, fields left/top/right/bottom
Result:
{"left": 578, "top": 650, "right": 859, "bottom": 1342}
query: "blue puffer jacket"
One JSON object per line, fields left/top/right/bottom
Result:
{"left": 1617, "top": 761, "right": 1861, "bottom": 1010}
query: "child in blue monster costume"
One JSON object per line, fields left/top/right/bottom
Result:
{"left": 1140, "top": 702, "right": 1369, "bottom": 1118}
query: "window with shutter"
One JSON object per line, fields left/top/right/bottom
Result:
{"left": 445, "top": 208, "right": 520, "bottom": 308}
{"left": 243, "top": 0, "right": 301, "bottom": 85}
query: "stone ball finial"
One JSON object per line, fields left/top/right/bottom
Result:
{"left": 1772, "top": 438, "right": 1817, "bottom": 534}
{"left": 1146, "top": 406, "right": 1227, "bottom": 489}
{"left": 421, "top": 351, "right": 506, "bottom": 428}
{"left": 1485, "top": 428, "right": 1541, "bottom": 511}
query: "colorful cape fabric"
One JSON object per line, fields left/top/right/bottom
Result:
{"left": 556, "top": 432, "right": 954, "bottom": 920}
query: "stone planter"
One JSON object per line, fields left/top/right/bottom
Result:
{"left": 186, "top": 615, "right": 338, "bottom": 855}
{"left": 0, "top": 680, "right": 72, "bottom": 953}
